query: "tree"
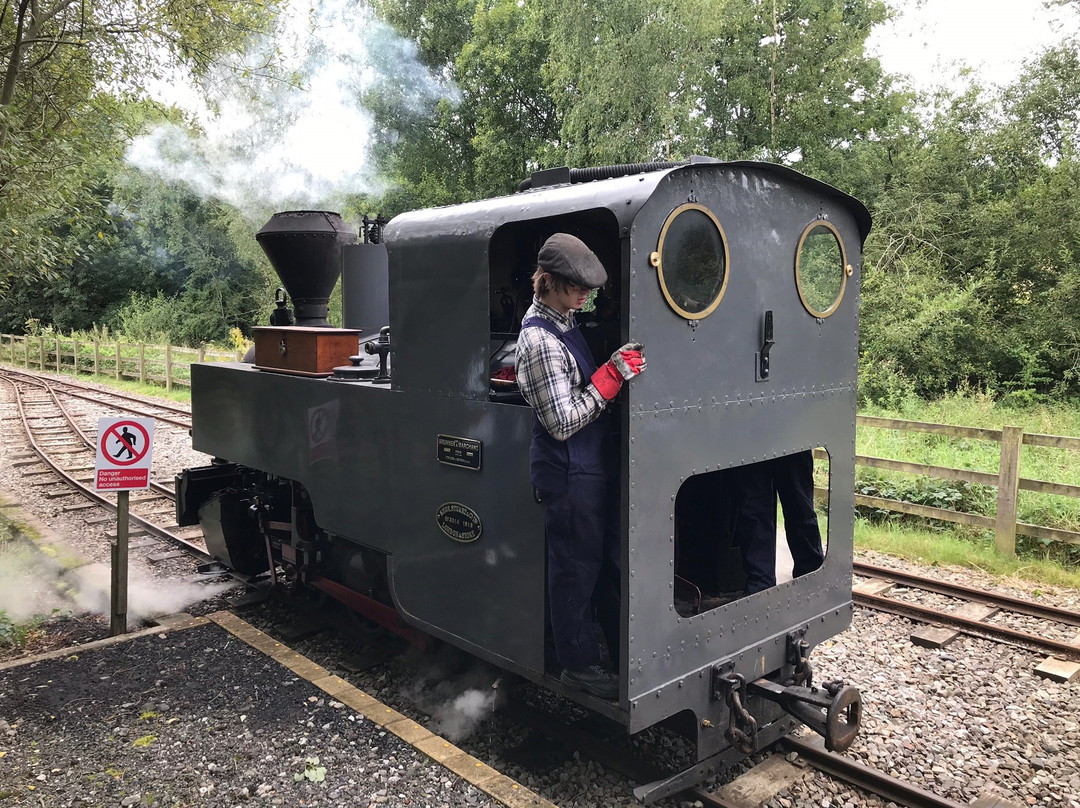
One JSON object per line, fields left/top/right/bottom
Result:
{"left": 543, "top": 0, "right": 696, "bottom": 165}
{"left": 0, "top": 0, "right": 277, "bottom": 288}
{"left": 860, "top": 41, "right": 1080, "bottom": 399}
{"left": 0, "top": 167, "right": 271, "bottom": 345}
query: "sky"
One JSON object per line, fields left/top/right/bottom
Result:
{"left": 868, "top": 0, "right": 1080, "bottom": 90}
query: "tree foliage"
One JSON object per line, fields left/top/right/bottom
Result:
{"left": 0, "top": 0, "right": 277, "bottom": 287}
{"left": 861, "top": 42, "right": 1080, "bottom": 400}
{"left": 0, "top": 165, "right": 270, "bottom": 345}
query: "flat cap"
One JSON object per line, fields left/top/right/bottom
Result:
{"left": 538, "top": 233, "right": 608, "bottom": 289}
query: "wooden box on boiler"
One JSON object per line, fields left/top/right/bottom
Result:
{"left": 253, "top": 327, "right": 361, "bottom": 377}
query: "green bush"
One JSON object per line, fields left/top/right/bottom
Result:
{"left": 855, "top": 471, "right": 996, "bottom": 529}
{"left": 858, "top": 357, "right": 919, "bottom": 409}
{"left": 0, "top": 610, "right": 29, "bottom": 648}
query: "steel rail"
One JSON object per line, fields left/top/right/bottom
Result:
{"left": 2, "top": 375, "right": 209, "bottom": 561}
{"left": 504, "top": 697, "right": 969, "bottom": 808}
{"left": 0, "top": 367, "right": 192, "bottom": 429}
{"left": 854, "top": 561, "right": 1080, "bottom": 627}
{"left": 780, "top": 737, "right": 969, "bottom": 808}
{"left": 500, "top": 699, "right": 743, "bottom": 807}
{"left": 5, "top": 370, "right": 180, "bottom": 500}
{"left": 853, "top": 591, "right": 1080, "bottom": 659}
{"left": 44, "top": 380, "right": 179, "bottom": 500}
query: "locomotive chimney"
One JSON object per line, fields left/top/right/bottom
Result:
{"left": 256, "top": 210, "right": 358, "bottom": 326}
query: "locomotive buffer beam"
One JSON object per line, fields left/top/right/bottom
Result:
{"left": 747, "top": 677, "right": 862, "bottom": 753}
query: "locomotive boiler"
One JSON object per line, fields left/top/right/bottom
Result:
{"left": 176, "top": 157, "right": 871, "bottom": 801}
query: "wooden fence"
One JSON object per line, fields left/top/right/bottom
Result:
{"left": 821, "top": 415, "right": 1080, "bottom": 556}
{"left": 0, "top": 333, "right": 243, "bottom": 391}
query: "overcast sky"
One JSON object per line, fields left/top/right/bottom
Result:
{"left": 868, "top": 0, "right": 1080, "bottom": 89}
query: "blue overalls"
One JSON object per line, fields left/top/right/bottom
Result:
{"left": 733, "top": 451, "right": 824, "bottom": 594}
{"left": 522, "top": 317, "right": 620, "bottom": 672}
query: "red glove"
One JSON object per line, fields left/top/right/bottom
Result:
{"left": 590, "top": 342, "right": 647, "bottom": 400}
{"left": 612, "top": 344, "right": 646, "bottom": 379}
{"left": 591, "top": 362, "right": 624, "bottom": 400}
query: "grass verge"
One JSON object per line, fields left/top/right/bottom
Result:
{"left": 854, "top": 518, "right": 1080, "bottom": 590}
{"left": 1, "top": 361, "right": 192, "bottom": 405}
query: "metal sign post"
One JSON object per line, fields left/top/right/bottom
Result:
{"left": 94, "top": 417, "right": 155, "bottom": 636}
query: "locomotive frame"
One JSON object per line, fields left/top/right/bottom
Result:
{"left": 177, "top": 157, "right": 871, "bottom": 802}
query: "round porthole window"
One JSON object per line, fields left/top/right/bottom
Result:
{"left": 649, "top": 203, "right": 729, "bottom": 319}
{"left": 795, "top": 220, "right": 850, "bottom": 318}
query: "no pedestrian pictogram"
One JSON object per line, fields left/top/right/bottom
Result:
{"left": 95, "top": 417, "right": 156, "bottom": 491}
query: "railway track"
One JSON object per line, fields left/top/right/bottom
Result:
{"left": 501, "top": 696, "right": 974, "bottom": 808}
{"left": 853, "top": 560, "right": 1080, "bottom": 660}
{"left": 0, "top": 367, "right": 206, "bottom": 563}
{"left": 0, "top": 365, "right": 192, "bottom": 429}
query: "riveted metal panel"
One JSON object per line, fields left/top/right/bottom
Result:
{"left": 384, "top": 174, "right": 665, "bottom": 399}
{"left": 622, "top": 164, "right": 865, "bottom": 730}
{"left": 190, "top": 363, "right": 547, "bottom": 674}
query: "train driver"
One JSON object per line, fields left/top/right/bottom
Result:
{"left": 515, "top": 233, "right": 647, "bottom": 700}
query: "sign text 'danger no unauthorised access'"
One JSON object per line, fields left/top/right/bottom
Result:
{"left": 95, "top": 417, "right": 155, "bottom": 491}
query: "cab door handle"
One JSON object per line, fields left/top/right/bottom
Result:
{"left": 756, "top": 310, "right": 774, "bottom": 381}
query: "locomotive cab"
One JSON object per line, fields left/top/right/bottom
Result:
{"left": 178, "top": 158, "right": 870, "bottom": 803}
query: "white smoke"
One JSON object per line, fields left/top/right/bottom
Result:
{"left": 128, "top": 0, "right": 459, "bottom": 220}
{"left": 0, "top": 536, "right": 234, "bottom": 626}
{"left": 431, "top": 687, "right": 500, "bottom": 741}
{"left": 400, "top": 648, "right": 504, "bottom": 741}
{"left": 0, "top": 539, "right": 69, "bottom": 621}
{"left": 65, "top": 563, "right": 235, "bottom": 624}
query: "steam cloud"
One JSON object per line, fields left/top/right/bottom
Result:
{"left": 401, "top": 648, "right": 504, "bottom": 741}
{"left": 67, "top": 563, "right": 235, "bottom": 624}
{"left": 127, "top": 0, "right": 459, "bottom": 220}
{"left": 0, "top": 541, "right": 234, "bottom": 626}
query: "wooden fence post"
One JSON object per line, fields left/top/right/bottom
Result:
{"left": 55, "top": 337, "right": 61, "bottom": 373}
{"left": 995, "top": 425, "right": 1024, "bottom": 556}
{"left": 73, "top": 339, "right": 79, "bottom": 375}
{"left": 39, "top": 336, "right": 44, "bottom": 370}
{"left": 115, "top": 342, "right": 121, "bottom": 380}
{"left": 198, "top": 345, "right": 205, "bottom": 363}
{"left": 94, "top": 341, "right": 100, "bottom": 376}
{"left": 24, "top": 337, "right": 29, "bottom": 368}
{"left": 139, "top": 344, "right": 146, "bottom": 384}
{"left": 166, "top": 344, "right": 172, "bottom": 391}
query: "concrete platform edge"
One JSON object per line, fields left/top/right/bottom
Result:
{"left": 207, "top": 610, "right": 559, "bottom": 808}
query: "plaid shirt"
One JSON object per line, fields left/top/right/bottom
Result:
{"left": 516, "top": 297, "right": 607, "bottom": 441}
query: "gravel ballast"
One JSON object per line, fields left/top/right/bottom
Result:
{"left": 0, "top": 620, "right": 502, "bottom": 808}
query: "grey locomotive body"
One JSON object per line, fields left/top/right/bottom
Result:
{"left": 177, "top": 158, "right": 870, "bottom": 801}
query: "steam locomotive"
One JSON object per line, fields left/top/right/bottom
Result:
{"left": 176, "top": 157, "right": 870, "bottom": 802}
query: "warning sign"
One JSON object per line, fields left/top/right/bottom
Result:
{"left": 95, "top": 417, "right": 155, "bottom": 491}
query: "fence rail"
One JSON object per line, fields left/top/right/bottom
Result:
{"left": 1, "top": 333, "right": 243, "bottom": 391}
{"left": 843, "top": 415, "right": 1080, "bottom": 555}
{"left": 3, "top": 333, "right": 1077, "bottom": 555}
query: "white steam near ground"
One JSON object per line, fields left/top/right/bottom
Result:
{"left": 400, "top": 646, "right": 506, "bottom": 742}
{"left": 128, "top": 0, "right": 460, "bottom": 221}
{"left": 0, "top": 536, "right": 234, "bottom": 626}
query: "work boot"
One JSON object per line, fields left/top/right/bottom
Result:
{"left": 560, "top": 665, "right": 618, "bottom": 700}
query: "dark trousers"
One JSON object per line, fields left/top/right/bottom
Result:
{"left": 733, "top": 451, "right": 824, "bottom": 594}
{"left": 540, "top": 468, "right": 620, "bottom": 672}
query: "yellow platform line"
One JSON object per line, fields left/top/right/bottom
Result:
{"left": 207, "top": 610, "right": 558, "bottom": 808}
